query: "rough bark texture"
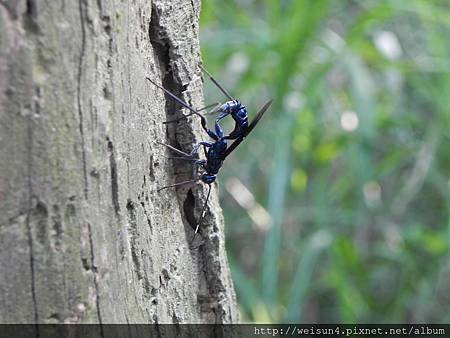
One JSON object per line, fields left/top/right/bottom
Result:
{"left": 0, "top": 0, "right": 238, "bottom": 324}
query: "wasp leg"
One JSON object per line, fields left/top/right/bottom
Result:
{"left": 157, "top": 179, "right": 198, "bottom": 192}
{"left": 163, "top": 156, "right": 197, "bottom": 161}
{"left": 163, "top": 102, "right": 221, "bottom": 124}
{"left": 157, "top": 141, "right": 191, "bottom": 157}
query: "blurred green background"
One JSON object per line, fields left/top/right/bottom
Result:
{"left": 199, "top": 0, "right": 450, "bottom": 323}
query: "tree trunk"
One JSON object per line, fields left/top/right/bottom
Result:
{"left": 0, "top": 0, "right": 238, "bottom": 324}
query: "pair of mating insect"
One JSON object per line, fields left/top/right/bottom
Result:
{"left": 147, "top": 65, "right": 272, "bottom": 240}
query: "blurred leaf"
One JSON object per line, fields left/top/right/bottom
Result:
{"left": 291, "top": 168, "right": 308, "bottom": 193}
{"left": 286, "top": 231, "right": 332, "bottom": 322}
{"left": 314, "top": 142, "right": 340, "bottom": 164}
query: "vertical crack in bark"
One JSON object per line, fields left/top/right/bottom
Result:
{"left": 26, "top": 116, "right": 39, "bottom": 325}
{"left": 149, "top": 3, "right": 198, "bottom": 225}
{"left": 189, "top": 0, "right": 197, "bottom": 28}
{"left": 87, "top": 223, "right": 104, "bottom": 330}
{"left": 23, "top": 0, "right": 39, "bottom": 33}
{"left": 148, "top": 4, "right": 183, "bottom": 121}
{"left": 140, "top": 201, "right": 153, "bottom": 233}
{"left": 26, "top": 0, "right": 36, "bottom": 18}
{"left": 126, "top": 200, "right": 143, "bottom": 280}
{"left": 77, "top": 0, "right": 88, "bottom": 199}
{"left": 107, "top": 138, "right": 120, "bottom": 215}
{"left": 183, "top": 189, "right": 197, "bottom": 231}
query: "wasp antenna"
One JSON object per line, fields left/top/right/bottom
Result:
{"left": 199, "top": 65, "right": 235, "bottom": 101}
{"left": 146, "top": 77, "right": 200, "bottom": 117}
{"left": 163, "top": 102, "right": 221, "bottom": 124}
{"left": 157, "top": 179, "right": 198, "bottom": 192}
{"left": 198, "top": 102, "right": 222, "bottom": 112}
{"left": 157, "top": 141, "right": 192, "bottom": 157}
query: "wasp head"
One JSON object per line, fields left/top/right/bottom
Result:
{"left": 219, "top": 100, "right": 242, "bottom": 114}
{"left": 201, "top": 174, "right": 216, "bottom": 184}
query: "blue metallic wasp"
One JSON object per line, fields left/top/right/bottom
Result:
{"left": 146, "top": 67, "right": 272, "bottom": 239}
{"left": 163, "top": 65, "right": 250, "bottom": 141}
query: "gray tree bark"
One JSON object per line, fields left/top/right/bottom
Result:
{"left": 0, "top": 0, "right": 238, "bottom": 324}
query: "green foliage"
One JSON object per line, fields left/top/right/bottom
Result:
{"left": 200, "top": 0, "right": 450, "bottom": 323}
